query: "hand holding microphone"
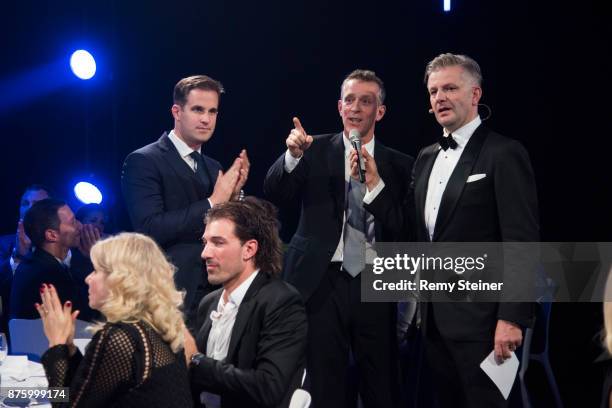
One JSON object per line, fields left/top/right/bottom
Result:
{"left": 349, "top": 130, "right": 366, "bottom": 183}
{"left": 349, "top": 130, "right": 380, "bottom": 190}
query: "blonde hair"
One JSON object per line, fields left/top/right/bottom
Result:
{"left": 89, "top": 232, "right": 185, "bottom": 352}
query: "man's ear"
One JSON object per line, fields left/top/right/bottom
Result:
{"left": 171, "top": 104, "right": 181, "bottom": 121}
{"left": 243, "top": 239, "right": 258, "bottom": 262}
{"left": 376, "top": 104, "right": 387, "bottom": 122}
{"left": 45, "top": 228, "right": 59, "bottom": 243}
{"left": 472, "top": 86, "right": 482, "bottom": 106}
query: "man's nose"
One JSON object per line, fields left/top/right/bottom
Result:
{"left": 201, "top": 244, "right": 211, "bottom": 260}
{"left": 434, "top": 90, "right": 448, "bottom": 102}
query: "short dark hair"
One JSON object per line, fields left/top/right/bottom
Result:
{"left": 341, "top": 69, "right": 386, "bottom": 104}
{"left": 424, "top": 53, "right": 483, "bottom": 86}
{"left": 205, "top": 197, "right": 283, "bottom": 277}
{"left": 173, "top": 75, "right": 225, "bottom": 106}
{"left": 23, "top": 198, "right": 66, "bottom": 247}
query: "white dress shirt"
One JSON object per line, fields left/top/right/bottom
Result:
{"left": 206, "top": 270, "right": 260, "bottom": 361}
{"left": 168, "top": 130, "right": 203, "bottom": 171}
{"left": 200, "top": 270, "right": 260, "bottom": 407}
{"left": 283, "top": 134, "right": 377, "bottom": 263}
{"left": 424, "top": 116, "right": 481, "bottom": 240}
{"left": 168, "top": 130, "right": 214, "bottom": 207}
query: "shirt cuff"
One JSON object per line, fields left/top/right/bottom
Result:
{"left": 363, "top": 179, "right": 385, "bottom": 204}
{"left": 284, "top": 150, "right": 302, "bottom": 173}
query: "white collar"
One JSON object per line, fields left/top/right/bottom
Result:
{"left": 342, "top": 132, "right": 375, "bottom": 157}
{"left": 168, "top": 130, "right": 201, "bottom": 158}
{"left": 443, "top": 116, "right": 481, "bottom": 148}
{"left": 222, "top": 270, "right": 260, "bottom": 308}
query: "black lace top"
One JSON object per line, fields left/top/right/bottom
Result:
{"left": 41, "top": 321, "right": 193, "bottom": 407}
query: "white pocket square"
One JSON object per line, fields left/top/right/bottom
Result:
{"left": 466, "top": 174, "right": 486, "bottom": 183}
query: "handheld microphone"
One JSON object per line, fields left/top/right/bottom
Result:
{"left": 349, "top": 129, "right": 366, "bottom": 183}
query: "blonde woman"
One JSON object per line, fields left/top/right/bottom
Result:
{"left": 36, "top": 232, "right": 193, "bottom": 407}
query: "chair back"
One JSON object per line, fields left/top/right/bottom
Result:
{"left": 9, "top": 318, "right": 92, "bottom": 361}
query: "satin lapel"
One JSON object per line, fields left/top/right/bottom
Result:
{"left": 159, "top": 133, "right": 209, "bottom": 197}
{"left": 328, "top": 133, "right": 346, "bottom": 230}
{"left": 414, "top": 146, "right": 439, "bottom": 239}
{"left": 432, "top": 126, "right": 487, "bottom": 241}
{"left": 225, "top": 273, "right": 270, "bottom": 362}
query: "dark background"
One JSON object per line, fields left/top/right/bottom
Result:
{"left": 1, "top": 0, "right": 609, "bottom": 406}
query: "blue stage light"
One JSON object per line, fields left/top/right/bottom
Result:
{"left": 444, "top": 0, "right": 451, "bottom": 11}
{"left": 70, "top": 50, "right": 96, "bottom": 80}
{"left": 74, "top": 181, "right": 103, "bottom": 204}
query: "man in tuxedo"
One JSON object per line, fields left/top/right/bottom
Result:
{"left": 184, "top": 197, "right": 307, "bottom": 408}
{"left": 264, "top": 70, "right": 413, "bottom": 407}
{"left": 121, "top": 75, "right": 249, "bottom": 312}
{"left": 365, "top": 54, "right": 539, "bottom": 407}
{"left": 1, "top": 184, "right": 51, "bottom": 333}
{"left": 10, "top": 198, "right": 97, "bottom": 321}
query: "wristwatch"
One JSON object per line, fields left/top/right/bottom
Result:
{"left": 190, "top": 352, "right": 206, "bottom": 367}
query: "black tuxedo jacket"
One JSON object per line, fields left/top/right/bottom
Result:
{"left": 263, "top": 132, "right": 414, "bottom": 301}
{"left": 369, "top": 125, "right": 539, "bottom": 340}
{"left": 190, "top": 272, "right": 307, "bottom": 408}
{"left": 121, "top": 132, "right": 221, "bottom": 308}
{"left": 9, "top": 248, "right": 96, "bottom": 321}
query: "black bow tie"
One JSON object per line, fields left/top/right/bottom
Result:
{"left": 438, "top": 134, "right": 458, "bottom": 151}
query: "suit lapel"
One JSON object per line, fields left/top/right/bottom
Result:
{"left": 225, "top": 272, "right": 270, "bottom": 362}
{"left": 414, "top": 146, "right": 439, "bottom": 240}
{"left": 432, "top": 125, "right": 487, "bottom": 241}
{"left": 327, "top": 133, "right": 346, "bottom": 230}
{"left": 198, "top": 292, "right": 221, "bottom": 352}
{"left": 158, "top": 132, "right": 210, "bottom": 197}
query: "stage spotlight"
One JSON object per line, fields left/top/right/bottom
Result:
{"left": 443, "top": 0, "right": 451, "bottom": 11}
{"left": 74, "top": 181, "right": 103, "bottom": 204}
{"left": 70, "top": 50, "right": 96, "bottom": 80}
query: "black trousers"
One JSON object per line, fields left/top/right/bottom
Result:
{"left": 306, "top": 262, "right": 400, "bottom": 408}
{"left": 425, "top": 304, "right": 523, "bottom": 408}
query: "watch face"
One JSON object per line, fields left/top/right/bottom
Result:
{"left": 191, "top": 352, "right": 205, "bottom": 366}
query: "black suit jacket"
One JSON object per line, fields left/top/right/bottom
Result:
{"left": 263, "top": 132, "right": 414, "bottom": 301}
{"left": 121, "top": 132, "right": 221, "bottom": 308}
{"left": 9, "top": 248, "right": 96, "bottom": 321}
{"left": 368, "top": 125, "right": 539, "bottom": 340}
{"left": 190, "top": 272, "right": 307, "bottom": 408}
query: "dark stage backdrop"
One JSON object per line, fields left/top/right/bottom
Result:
{"left": 1, "top": 0, "right": 609, "bottom": 406}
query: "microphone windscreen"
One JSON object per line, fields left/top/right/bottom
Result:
{"left": 349, "top": 129, "right": 361, "bottom": 142}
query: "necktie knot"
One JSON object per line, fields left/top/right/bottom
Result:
{"left": 189, "top": 151, "right": 201, "bottom": 170}
{"left": 438, "top": 134, "right": 458, "bottom": 151}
